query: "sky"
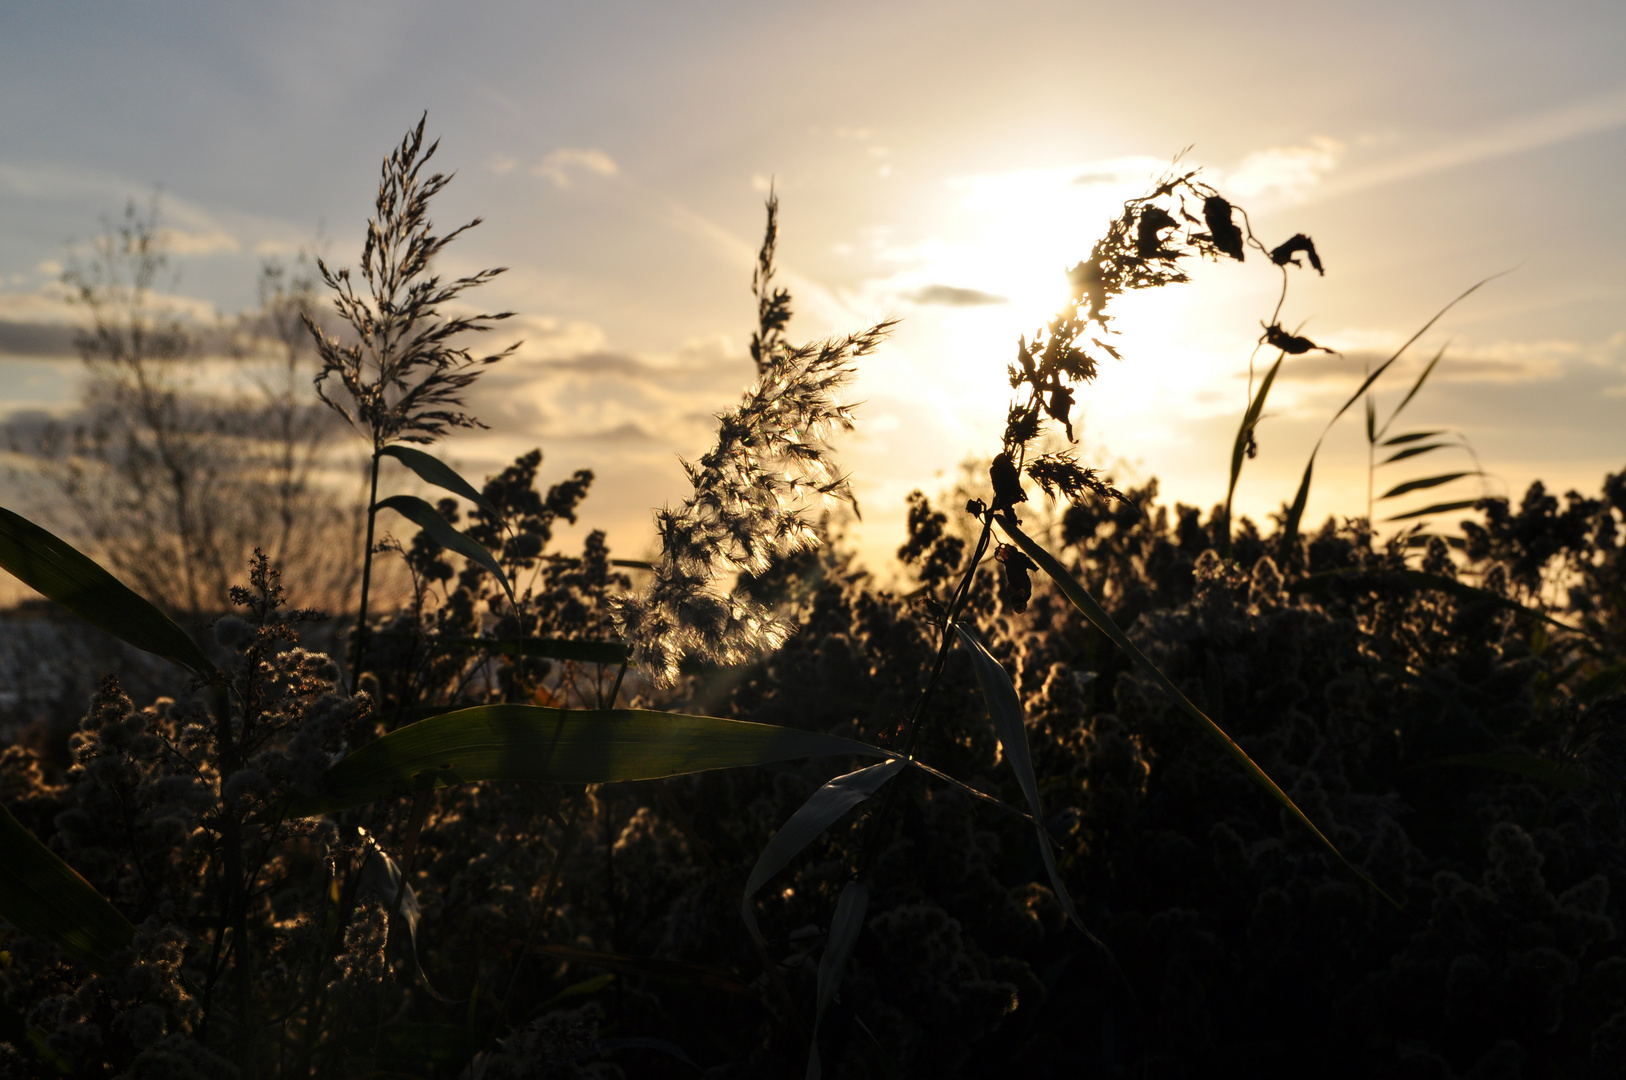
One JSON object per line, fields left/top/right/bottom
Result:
{"left": 1, "top": 0, "right": 1623, "bottom": 589}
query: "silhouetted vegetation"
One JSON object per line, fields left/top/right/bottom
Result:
{"left": 0, "top": 120, "right": 1622, "bottom": 1080}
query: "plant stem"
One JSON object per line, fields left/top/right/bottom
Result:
{"left": 350, "top": 450, "right": 382, "bottom": 695}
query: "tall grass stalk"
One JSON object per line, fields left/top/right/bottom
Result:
{"left": 303, "top": 114, "right": 516, "bottom": 691}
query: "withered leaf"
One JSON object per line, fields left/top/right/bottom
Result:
{"left": 1202, "top": 196, "right": 1245, "bottom": 261}
{"left": 989, "top": 451, "right": 1028, "bottom": 512}
{"left": 1269, "top": 233, "right": 1324, "bottom": 275}
{"left": 1263, "top": 323, "right": 1336, "bottom": 355}
{"left": 1045, "top": 385, "right": 1077, "bottom": 441}
{"left": 996, "top": 543, "right": 1039, "bottom": 613}
{"left": 1135, "top": 206, "right": 1180, "bottom": 260}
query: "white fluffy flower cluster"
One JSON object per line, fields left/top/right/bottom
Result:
{"left": 612, "top": 323, "right": 892, "bottom": 684}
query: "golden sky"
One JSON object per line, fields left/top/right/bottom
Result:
{"left": 1, "top": 0, "right": 1623, "bottom": 576}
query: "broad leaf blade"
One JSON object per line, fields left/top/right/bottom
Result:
{"left": 379, "top": 445, "right": 501, "bottom": 520}
{"left": 1383, "top": 499, "right": 1479, "bottom": 522}
{"left": 375, "top": 494, "right": 516, "bottom": 608}
{"left": 1383, "top": 430, "right": 1446, "bottom": 447}
{"left": 1222, "top": 356, "right": 1284, "bottom": 555}
{"left": 0, "top": 506, "right": 217, "bottom": 678}
{"left": 997, "top": 516, "right": 1396, "bottom": 906}
{"left": 0, "top": 802, "right": 134, "bottom": 968}
{"left": 808, "top": 881, "right": 868, "bottom": 1080}
{"left": 740, "top": 760, "right": 903, "bottom": 949}
{"left": 1321, "top": 274, "right": 1501, "bottom": 433}
{"left": 1380, "top": 472, "right": 1477, "bottom": 500}
{"left": 1280, "top": 455, "right": 1316, "bottom": 553}
{"left": 1378, "top": 344, "right": 1447, "bottom": 439}
{"left": 1380, "top": 443, "right": 1448, "bottom": 465}
{"left": 286, "top": 705, "right": 890, "bottom": 817}
{"left": 357, "top": 837, "right": 451, "bottom": 1001}
{"left": 954, "top": 626, "right": 1099, "bottom": 943}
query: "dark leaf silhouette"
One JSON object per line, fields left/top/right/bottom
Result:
{"left": 989, "top": 451, "right": 1027, "bottom": 512}
{"left": 1270, "top": 233, "right": 1324, "bottom": 274}
{"left": 1382, "top": 443, "right": 1449, "bottom": 465}
{"left": 1201, "top": 195, "right": 1246, "bottom": 260}
{"left": 1263, "top": 323, "right": 1336, "bottom": 355}
{"left": 1384, "top": 430, "right": 1447, "bottom": 446}
{"left": 1136, "top": 205, "right": 1181, "bottom": 259}
{"left": 1384, "top": 498, "right": 1480, "bottom": 521}
{"left": 1380, "top": 472, "right": 1478, "bottom": 500}
{"left": 1045, "top": 385, "right": 1077, "bottom": 440}
{"left": 995, "top": 543, "right": 1037, "bottom": 612}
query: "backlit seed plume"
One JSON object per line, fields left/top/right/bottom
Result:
{"left": 612, "top": 322, "right": 894, "bottom": 685}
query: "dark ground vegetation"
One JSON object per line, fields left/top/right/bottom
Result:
{"left": 2, "top": 463, "right": 1625, "bottom": 1078}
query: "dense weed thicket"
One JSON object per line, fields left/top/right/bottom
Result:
{"left": 1, "top": 119, "right": 1624, "bottom": 1079}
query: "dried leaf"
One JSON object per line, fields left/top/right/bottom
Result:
{"left": 1269, "top": 233, "right": 1324, "bottom": 274}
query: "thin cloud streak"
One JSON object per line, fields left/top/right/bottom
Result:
{"left": 1312, "top": 85, "right": 1626, "bottom": 201}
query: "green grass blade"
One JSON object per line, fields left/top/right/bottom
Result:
{"left": 1364, "top": 394, "right": 1375, "bottom": 444}
{"left": 357, "top": 837, "right": 451, "bottom": 1002}
{"left": 997, "top": 516, "right": 1397, "bottom": 906}
{"left": 1280, "top": 455, "right": 1317, "bottom": 554}
{"left": 1382, "top": 430, "right": 1446, "bottom": 447}
{"left": 1383, "top": 499, "right": 1479, "bottom": 522}
{"left": 0, "top": 802, "right": 135, "bottom": 968}
{"left": 954, "top": 626, "right": 1103, "bottom": 944}
{"left": 741, "top": 760, "right": 903, "bottom": 949}
{"left": 284, "top": 705, "right": 891, "bottom": 818}
{"left": 1221, "top": 355, "right": 1284, "bottom": 556}
{"left": 0, "top": 505, "right": 217, "bottom": 679}
{"left": 1282, "top": 278, "right": 1498, "bottom": 548}
{"left": 1380, "top": 443, "right": 1448, "bottom": 465}
{"left": 375, "top": 494, "right": 516, "bottom": 608}
{"left": 1379, "top": 472, "right": 1477, "bottom": 500}
{"left": 808, "top": 880, "right": 868, "bottom": 1080}
{"left": 1377, "top": 344, "right": 1447, "bottom": 440}
{"left": 1322, "top": 274, "right": 1501, "bottom": 433}
{"left": 380, "top": 445, "right": 501, "bottom": 520}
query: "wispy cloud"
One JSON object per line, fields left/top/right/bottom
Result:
{"left": 905, "top": 284, "right": 1006, "bottom": 307}
{"left": 0, "top": 321, "right": 76, "bottom": 357}
{"left": 1316, "top": 84, "right": 1626, "bottom": 200}
{"left": 155, "top": 227, "right": 239, "bottom": 256}
{"left": 1222, "top": 137, "right": 1343, "bottom": 201}
{"left": 532, "top": 148, "right": 619, "bottom": 188}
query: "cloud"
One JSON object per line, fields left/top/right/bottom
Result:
{"left": 905, "top": 284, "right": 1007, "bottom": 307}
{"left": 0, "top": 320, "right": 77, "bottom": 357}
{"left": 1278, "top": 342, "right": 1581, "bottom": 388}
{"left": 1224, "top": 138, "right": 1343, "bottom": 201}
{"left": 155, "top": 227, "right": 239, "bottom": 256}
{"left": 1315, "top": 83, "right": 1626, "bottom": 201}
{"left": 532, "top": 148, "right": 619, "bottom": 188}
